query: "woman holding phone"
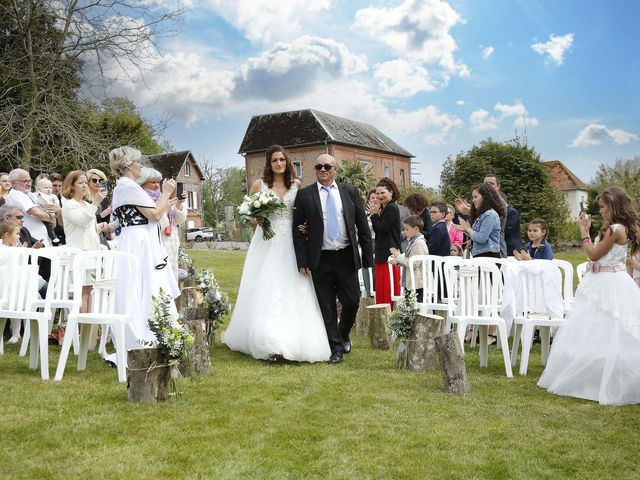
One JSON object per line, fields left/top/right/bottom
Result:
{"left": 86, "top": 168, "right": 115, "bottom": 246}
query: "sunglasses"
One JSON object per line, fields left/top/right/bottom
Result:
{"left": 90, "top": 178, "right": 101, "bottom": 183}
{"left": 314, "top": 164, "right": 334, "bottom": 171}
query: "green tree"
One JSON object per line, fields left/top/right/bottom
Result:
{"left": 201, "top": 164, "right": 246, "bottom": 227}
{"left": 335, "top": 161, "right": 376, "bottom": 201}
{"left": 440, "top": 138, "right": 570, "bottom": 242}
{"left": 399, "top": 181, "right": 438, "bottom": 205}
{"left": 591, "top": 156, "right": 640, "bottom": 210}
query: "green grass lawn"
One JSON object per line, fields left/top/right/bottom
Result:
{"left": 2, "top": 250, "right": 638, "bottom": 480}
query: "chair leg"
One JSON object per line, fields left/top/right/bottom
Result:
{"left": 478, "top": 325, "right": 488, "bottom": 368}
{"left": 77, "top": 323, "right": 92, "bottom": 371}
{"left": 19, "top": 319, "right": 29, "bottom": 357}
{"left": 497, "top": 323, "right": 513, "bottom": 378}
{"left": 540, "top": 326, "right": 551, "bottom": 365}
{"left": 455, "top": 320, "right": 467, "bottom": 356}
{"left": 54, "top": 318, "right": 77, "bottom": 381}
{"left": 0, "top": 318, "right": 6, "bottom": 355}
{"left": 113, "top": 323, "right": 127, "bottom": 383}
{"left": 511, "top": 324, "right": 522, "bottom": 366}
{"left": 98, "top": 325, "right": 109, "bottom": 358}
{"left": 38, "top": 319, "right": 49, "bottom": 380}
{"left": 28, "top": 319, "right": 39, "bottom": 370}
{"left": 470, "top": 325, "right": 479, "bottom": 348}
{"left": 519, "top": 325, "right": 534, "bottom": 376}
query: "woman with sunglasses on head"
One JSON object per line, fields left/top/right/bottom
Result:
{"left": 368, "top": 177, "right": 402, "bottom": 306}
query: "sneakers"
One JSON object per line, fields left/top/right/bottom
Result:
{"left": 7, "top": 336, "right": 21, "bottom": 345}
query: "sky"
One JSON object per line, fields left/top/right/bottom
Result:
{"left": 101, "top": 0, "right": 640, "bottom": 188}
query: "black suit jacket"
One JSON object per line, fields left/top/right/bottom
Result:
{"left": 505, "top": 204, "right": 522, "bottom": 255}
{"left": 292, "top": 182, "right": 373, "bottom": 271}
{"left": 427, "top": 220, "right": 451, "bottom": 256}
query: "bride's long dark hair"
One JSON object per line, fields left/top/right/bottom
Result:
{"left": 262, "top": 145, "right": 295, "bottom": 189}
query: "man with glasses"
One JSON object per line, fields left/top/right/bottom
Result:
{"left": 293, "top": 154, "right": 373, "bottom": 364}
{"left": 0, "top": 205, "right": 44, "bottom": 248}
{"left": 5, "top": 169, "right": 53, "bottom": 247}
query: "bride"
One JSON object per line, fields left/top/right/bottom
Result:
{"left": 221, "top": 145, "right": 331, "bottom": 362}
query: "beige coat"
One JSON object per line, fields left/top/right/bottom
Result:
{"left": 394, "top": 235, "right": 429, "bottom": 290}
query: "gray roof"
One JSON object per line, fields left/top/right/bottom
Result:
{"left": 238, "top": 109, "right": 413, "bottom": 157}
{"left": 145, "top": 150, "right": 203, "bottom": 180}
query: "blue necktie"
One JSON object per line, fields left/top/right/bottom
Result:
{"left": 322, "top": 186, "right": 340, "bottom": 241}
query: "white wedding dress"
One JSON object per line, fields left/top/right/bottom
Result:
{"left": 221, "top": 182, "right": 331, "bottom": 362}
{"left": 538, "top": 225, "right": 640, "bottom": 405}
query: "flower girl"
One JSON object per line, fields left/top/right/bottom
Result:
{"left": 538, "top": 186, "right": 640, "bottom": 405}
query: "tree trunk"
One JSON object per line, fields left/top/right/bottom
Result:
{"left": 435, "top": 333, "right": 470, "bottom": 395}
{"left": 407, "top": 313, "right": 444, "bottom": 372}
{"left": 127, "top": 348, "right": 171, "bottom": 403}
{"left": 355, "top": 297, "right": 375, "bottom": 337}
{"left": 176, "top": 277, "right": 198, "bottom": 310}
{"left": 367, "top": 304, "right": 391, "bottom": 350}
{"left": 178, "top": 307, "right": 212, "bottom": 376}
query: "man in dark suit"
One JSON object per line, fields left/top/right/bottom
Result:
{"left": 293, "top": 154, "right": 373, "bottom": 364}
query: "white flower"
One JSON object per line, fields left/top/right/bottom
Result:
{"left": 239, "top": 203, "right": 250, "bottom": 215}
{"left": 259, "top": 193, "right": 268, "bottom": 203}
{"left": 214, "top": 291, "right": 221, "bottom": 301}
{"left": 253, "top": 200, "right": 261, "bottom": 208}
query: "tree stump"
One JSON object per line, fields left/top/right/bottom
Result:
{"left": 127, "top": 348, "right": 171, "bottom": 403}
{"left": 407, "top": 313, "right": 444, "bottom": 372}
{"left": 179, "top": 307, "right": 212, "bottom": 376}
{"left": 434, "top": 333, "right": 470, "bottom": 395}
{"left": 176, "top": 277, "right": 198, "bottom": 310}
{"left": 355, "top": 297, "right": 375, "bottom": 337}
{"left": 367, "top": 304, "right": 392, "bottom": 350}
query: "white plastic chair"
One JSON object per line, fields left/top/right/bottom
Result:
{"left": 55, "top": 250, "right": 139, "bottom": 383}
{"left": 0, "top": 248, "right": 58, "bottom": 379}
{"left": 576, "top": 261, "right": 588, "bottom": 283}
{"left": 551, "top": 259, "right": 575, "bottom": 316}
{"left": 510, "top": 264, "right": 565, "bottom": 375}
{"left": 20, "top": 247, "right": 82, "bottom": 357}
{"left": 447, "top": 260, "right": 513, "bottom": 377}
{"left": 387, "top": 262, "right": 403, "bottom": 304}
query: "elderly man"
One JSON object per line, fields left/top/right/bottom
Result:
{"left": 4, "top": 169, "right": 55, "bottom": 247}
{"left": 0, "top": 205, "right": 44, "bottom": 248}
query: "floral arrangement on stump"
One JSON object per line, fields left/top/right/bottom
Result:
{"left": 195, "top": 268, "right": 231, "bottom": 346}
{"left": 237, "top": 190, "right": 286, "bottom": 240}
{"left": 388, "top": 291, "right": 418, "bottom": 369}
{"left": 145, "top": 288, "right": 195, "bottom": 397}
{"left": 178, "top": 247, "right": 196, "bottom": 277}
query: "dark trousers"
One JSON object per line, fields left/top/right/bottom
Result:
{"left": 311, "top": 248, "right": 360, "bottom": 355}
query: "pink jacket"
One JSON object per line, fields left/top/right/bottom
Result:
{"left": 447, "top": 223, "right": 464, "bottom": 246}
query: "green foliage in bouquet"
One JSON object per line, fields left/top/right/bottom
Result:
{"left": 388, "top": 291, "right": 418, "bottom": 339}
{"left": 195, "top": 268, "right": 231, "bottom": 345}
{"left": 178, "top": 247, "right": 196, "bottom": 277}
{"left": 146, "top": 288, "right": 194, "bottom": 361}
{"left": 237, "top": 190, "right": 286, "bottom": 240}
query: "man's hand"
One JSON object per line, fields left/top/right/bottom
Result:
{"left": 32, "top": 239, "right": 44, "bottom": 249}
{"left": 299, "top": 267, "right": 311, "bottom": 276}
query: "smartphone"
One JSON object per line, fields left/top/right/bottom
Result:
{"left": 176, "top": 182, "right": 184, "bottom": 198}
{"left": 99, "top": 179, "right": 108, "bottom": 193}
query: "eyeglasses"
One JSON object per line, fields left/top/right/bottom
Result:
{"left": 90, "top": 178, "right": 101, "bottom": 184}
{"left": 16, "top": 179, "right": 32, "bottom": 184}
{"left": 314, "top": 164, "right": 334, "bottom": 171}
{"left": 13, "top": 215, "right": 24, "bottom": 220}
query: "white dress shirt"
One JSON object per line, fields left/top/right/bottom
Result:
{"left": 317, "top": 181, "right": 349, "bottom": 250}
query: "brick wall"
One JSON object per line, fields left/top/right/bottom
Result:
{"left": 175, "top": 157, "right": 203, "bottom": 227}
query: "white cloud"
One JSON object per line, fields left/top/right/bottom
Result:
{"left": 469, "top": 109, "right": 498, "bottom": 132}
{"left": 374, "top": 59, "right": 437, "bottom": 97}
{"left": 569, "top": 123, "right": 638, "bottom": 148}
{"left": 531, "top": 33, "right": 574, "bottom": 66}
{"left": 354, "top": 0, "right": 469, "bottom": 80}
{"left": 456, "top": 100, "right": 465, "bottom": 106}
{"left": 481, "top": 46, "right": 494, "bottom": 59}
{"left": 206, "top": 0, "right": 331, "bottom": 44}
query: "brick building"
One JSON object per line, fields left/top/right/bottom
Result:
{"left": 543, "top": 160, "right": 589, "bottom": 219}
{"left": 146, "top": 150, "right": 204, "bottom": 227}
{"left": 239, "top": 109, "right": 413, "bottom": 188}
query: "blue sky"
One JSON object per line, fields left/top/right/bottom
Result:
{"left": 105, "top": 0, "right": 639, "bottom": 187}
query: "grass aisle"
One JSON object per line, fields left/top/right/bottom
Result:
{"left": 1, "top": 250, "right": 638, "bottom": 479}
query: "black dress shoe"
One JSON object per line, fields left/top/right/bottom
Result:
{"left": 343, "top": 340, "right": 352, "bottom": 354}
{"left": 328, "top": 352, "right": 343, "bottom": 364}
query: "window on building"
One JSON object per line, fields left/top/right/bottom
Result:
{"left": 383, "top": 165, "right": 390, "bottom": 177}
{"left": 187, "top": 191, "right": 195, "bottom": 210}
{"left": 400, "top": 169, "right": 405, "bottom": 187}
{"left": 293, "top": 161, "right": 302, "bottom": 179}
{"left": 184, "top": 161, "right": 191, "bottom": 177}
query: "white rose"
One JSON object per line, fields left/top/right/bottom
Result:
{"left": 214, "top": 291, "right": 221, "bottom": 301}
{"left": 259, "top": 193, "right": 269, "bottom": 203}
{"left": 239, "top": 203, "right": 249, "bottom": 214}
{"left": 253, "top": 200, "right": 261, "bottom": 208}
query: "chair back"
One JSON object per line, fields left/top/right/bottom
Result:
{"left": 453, "top": 260, "right": 500, "bottom": 318}
{"left": 0, "top": 248, "right": 39, "bottom": 313}
{"left": 71, "top": 250, "right": 138, "bottom": 316}
{"left": 387, "top": 262, "right": 404, "bottom": 302}
{"left": 408, "top": 255, "right": 449, "bottom": 303}
{"left": 442, "top": 256, "right": 464, "bottom": 306}
{"left": 576, "top": 261, "right": 588, "bottom": 283}
{"left": 43, "top": 247, "right": 82, "bottom": 304}
{"left": 551, "top": 259, "right": 575, "bottom": 312}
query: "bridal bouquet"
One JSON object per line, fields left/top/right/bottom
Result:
{"left": 388, "top": 291, "right": 418, "bottom": 369}
{"left": 237, "top": 190, "right": 285, "bottom": 240}
{"left": 195, "top": 268, "right": 231, "bottom": 345}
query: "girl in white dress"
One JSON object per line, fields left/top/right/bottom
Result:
{"left": 109, "top": 147, "right": 180, "bottom": 352}
{"left": 222, "top": 145, "right": 331, "bottom": 362}
{"left": 538, "top": 186, "right": 640, "bottom": 405}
